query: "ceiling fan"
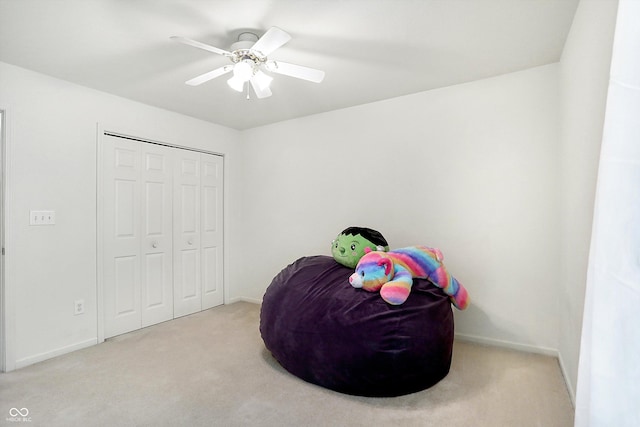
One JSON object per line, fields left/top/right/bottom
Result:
{"left": 171, "top": 27, "right": 325, "bottom": 99}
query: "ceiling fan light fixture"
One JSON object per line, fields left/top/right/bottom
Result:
{"left": 233, "top": 59, "right": 254, "bottom": 82}
{"left": 253, "top": 70, "right": 273, "bottom": 91}
{"left": 227, "top": 76, "right": 245, "bottom": 92}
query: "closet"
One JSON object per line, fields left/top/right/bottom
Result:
{"left": 102, "top": 134, "right": 223, "bottom": 338}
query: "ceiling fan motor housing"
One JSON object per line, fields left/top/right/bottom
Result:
{"left": 230, "top": 32, "right": 265, "bottom": 64}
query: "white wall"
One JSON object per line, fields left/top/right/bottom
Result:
{"left": 241, "top": 64, "right": 562, "bottom": 351}
{"left": 0, "top": 61, "right": 242, "bottom": 369}
{"left": 558, "top": 0, "right": 618, "bottom": 401}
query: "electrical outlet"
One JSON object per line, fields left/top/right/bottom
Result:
{"left": 74, "top": 299, "right": 85, "bottom": 315}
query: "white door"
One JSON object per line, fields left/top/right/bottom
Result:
{"left": 201, "top": 153, "right": 224, "bottom": 309}
{"left": 173, "top": 149, "right": 202, "bottom": 317}
{"left": 103, "top": 136, "right": 174, "bottom": 337}
{"left": 173, "top": 151, "right": 224, "bottom": 316}
{"left": 103, "top": 136, "right": 142, "bottom": 337}
{"left": 140, "top": 143, "right": 174, "bottom": 328}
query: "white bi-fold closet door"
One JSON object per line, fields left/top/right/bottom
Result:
{"left": 102, "top": 134, "right": 223, "bottom": 339}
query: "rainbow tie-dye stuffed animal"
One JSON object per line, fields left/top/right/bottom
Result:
{"left": 349, "top": 246, "right": 470, "bottom": 309}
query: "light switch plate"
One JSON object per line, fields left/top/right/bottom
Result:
{"left": 30, "top": 210, "right": 56, "bottom": 225}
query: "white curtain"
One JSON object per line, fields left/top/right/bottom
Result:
{"left": 575, "top": 1, "right": 640, "bottom": 426}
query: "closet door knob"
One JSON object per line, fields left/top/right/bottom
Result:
{"left": 152, "top": 242, "right": 158, "bottom": 248}
{"left": 188, "top": 240, "right": 193, "bottom": 245}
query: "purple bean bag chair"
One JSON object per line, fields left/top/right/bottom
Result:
{"left": 260, "top": 255, "right": 454, "bottom": 397}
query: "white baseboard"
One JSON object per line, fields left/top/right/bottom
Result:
{"left": 454, "top": 333, "right": 559, "bottom": 357}
{"left": 557, "top": 350, "right": 577, "bottom": 407}
{"left": 14, "top": 337, "right": 98, "bottom": 370}
{"left": 226, "top": 296, "right": 262, "bottom": 305}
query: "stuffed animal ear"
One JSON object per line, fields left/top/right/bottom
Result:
{"left": 364, "top": 247, "right": 373, "bottom": 254}
{"left": 377, "top": 258, "right": 392, "bottom": 275}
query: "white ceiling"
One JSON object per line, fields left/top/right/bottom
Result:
{"left": 0, "top": 0, "right": 579, "bottom": 130}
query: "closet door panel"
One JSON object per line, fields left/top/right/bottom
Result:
{"left": 144, "top": 253, "right": 165, "bottom": 305}
{"left": 201, "top": 153, "right": 224, "bottom": 309}
{"left": 173, "top": 150, "right": 202, "bottom": 317}
{"left": 114, "top": 256, "right": 138, "bottom": 315}
{"left": 103, "top": 137, "right": 142, "bottom": 338}
{"left": 180, "top": 249, "right": 199, "bottom": 297}
{"left": 140, "top": 144, "right": 174, "bottom": 327}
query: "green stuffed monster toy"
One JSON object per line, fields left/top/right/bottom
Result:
{"left": 331, "top": 226, "right": 389, "bottom": 268}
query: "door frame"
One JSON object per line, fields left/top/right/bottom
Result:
{"left": 96, "top": 125, "right": 226, "bottom": 343}
{"left": 1, "top": 107, "right": 16, "bottom": 372}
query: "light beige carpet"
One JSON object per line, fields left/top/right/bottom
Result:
{"left": 0, "top": 302, "right": 573, "bottom": 426}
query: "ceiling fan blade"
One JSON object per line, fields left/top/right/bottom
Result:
{"left": 185, "top": 65, "right": 233, "bottom": 86}
{"left": 265, "top": 60, "right": 325, "bottom": 83}
{"left": 250, "top": 77, "right": 273, "bottom": 99}
{"left": 251, "top": 27, "right": 291, "bottom": 56}
{"left": 170, "top": 36, "right": 232, "bottom": 57}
